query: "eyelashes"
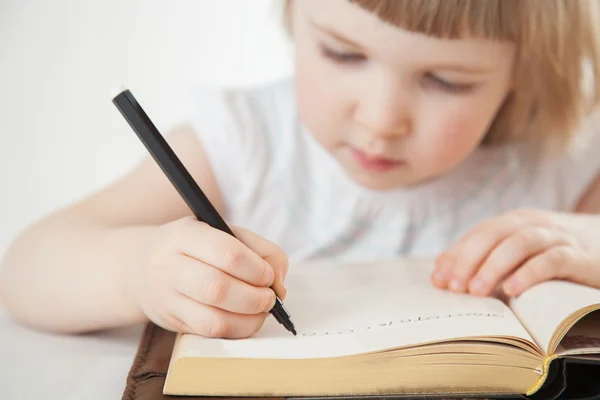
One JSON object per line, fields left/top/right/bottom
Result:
{"left": 319, "top": 45, "right": 366, "bottom": 64}
{"left": 319, "top": 44, "right": 476, "bottom": 94}
{"left": 423, "top": 73, "right": 476, "bottom": 94}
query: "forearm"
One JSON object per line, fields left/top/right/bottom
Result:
{"left": 0, "top": 212, "right": 159, "bottom": 333}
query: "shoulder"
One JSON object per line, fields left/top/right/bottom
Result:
{"left": 187, "top": 77, "right": 295, "bottom": 134}
{"left": 180, "top": 77, "right": 299, "bottom": 216}
{"left": 571, "top": 112, "right": 600, "bottom": 212}
{"left": 185, "top": 77, "right": 296, "bottom": 158}
{"left": 464, "top": 112, "right": 600, "bottom": 214}
{"left": 538, "top": 112, "right": 600, "bottom": 212}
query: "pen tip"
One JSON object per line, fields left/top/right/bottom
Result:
{"left": 291, "top": 328, "right": 297, "bottom": 336}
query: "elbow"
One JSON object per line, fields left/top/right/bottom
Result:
{"left": 0, "top": 243, "right": 26, "bottom": 324}
{"left": 0, "top": 239, "right": 19, "bottom": 313}
{"left": 0, "top": 231, "right": 42, "bottom": 328}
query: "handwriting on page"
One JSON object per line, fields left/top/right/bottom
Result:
{"left": 301, "top": 311, "right": 504, "bottom": 336}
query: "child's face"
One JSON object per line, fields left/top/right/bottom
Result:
{"left": 291, "top": 0, "right": 516, "bottom": 191}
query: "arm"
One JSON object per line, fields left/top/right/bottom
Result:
{"left": 432, "top": 171, "right": 600, "bottom": 297}
{"left": 0, "top": 125, "right": 226, "bottom": 333}
{"left": 574, "top": 172, "right": 600, "bottom": 213}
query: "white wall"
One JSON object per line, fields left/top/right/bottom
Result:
{"left": 0, "top": 0, "right": 293, "bottom": 259}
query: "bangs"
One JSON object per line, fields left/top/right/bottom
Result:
{"left": 283, "top": 0, "right": 600, "bottom": 149}
{"left": 350, "top": 0, "right": 530, "bottom": 43}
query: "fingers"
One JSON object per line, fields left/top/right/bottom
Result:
{"left": 169, "top": 294, "right": 269, "bottom": 339}
{"left": 233, "top": 226, "right": 289, "bottom": 300}
{"left": 172, "top": 254, "right": 276, "bottom": 315}
{"left": 431, "top": 210, "right": 566, "bottom": 297}
{"left": 467, "top": 227, "right": 571, "bottom": 296}
{"left": 433, "top": 215, "right": 529, "bottom": 292}
{"left": 174, "top": 218, "right": 275, "bottom": 288}
{"left": 501, "top": 245, "right": 578, "bottom": 296}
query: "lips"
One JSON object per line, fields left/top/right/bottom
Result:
{"left": 350, "top": 147, "right": 404, "bottom": 172}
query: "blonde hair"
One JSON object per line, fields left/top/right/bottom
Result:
{"left": 283, "top": 0, "right": 600, "bottom": 149}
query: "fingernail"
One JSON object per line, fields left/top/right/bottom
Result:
{"left": 503, "top": 279, "right": 520, "bottom": 296}
{"left": 432, "top": 270, "right": 448, "bottom": 286}
{"left": 279, "top": 275, "right": 287, "bottom": 295}
{"left": 469, "top": 278, "right": 487, "bottom": 295}
{"left": 265, "top": 264, "right": 275, "bottom": 284}
{"left": 267, "top": 293, "right": 277, "bottom": 311}
{"left": 449, "top": 278, "right": 464, "bottom": 292}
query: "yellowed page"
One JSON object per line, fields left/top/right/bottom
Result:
{"left": 509, "top": 280, "right": 600, "bottom": 355}
{"left": 555, "top": 310, "right": 600, "bottom": 355}
{"left": 179, "top": 258, "right": 535, "bottom": 360}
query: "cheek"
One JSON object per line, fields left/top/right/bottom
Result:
{"left": 414, "top": 77, "right": 512, "bottom": 175}
{"left": 418, "top": 105, "right": 491, "bottom": 171}
{"left": 295, "top": 69, "right": 324, "bottom": 130}
{"left": 294, "top": 44, "right": 348, "bottom": 146}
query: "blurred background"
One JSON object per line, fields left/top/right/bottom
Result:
{"left": 0, "top": 0, "right": 292, "bottom": 260}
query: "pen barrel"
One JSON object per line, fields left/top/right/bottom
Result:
{"left": 112, "top": 90, "right": 234, "bottom": 236}
{"left": 112, "top": 88, "right": 295, "bottom": 335}
{"left": 271, "top": 298, "right": 295, "bottom": 333}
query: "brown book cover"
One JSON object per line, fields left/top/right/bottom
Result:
{"left": 121, "top": 322, "right": 282, "bottom": 400}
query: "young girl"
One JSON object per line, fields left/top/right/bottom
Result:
{"left": 1, "top": 0, "right": 600, "bottom": 340}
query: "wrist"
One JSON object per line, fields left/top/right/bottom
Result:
{"left": 105, "top": 225, "right": 162, "bottom": 325}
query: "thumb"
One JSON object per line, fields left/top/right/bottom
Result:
{"left": 232, "top": 226, "right": 289, "bottom": 300}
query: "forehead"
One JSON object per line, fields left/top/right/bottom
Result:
{"left": 296, "top": 0, "right": 515, "bottom": 69}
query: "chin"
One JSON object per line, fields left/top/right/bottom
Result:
{"left": 343, "top": 168, "right": 415, "bottom": 191}
{"left": 353, "top": 175, "right": 411, "bottom": 191}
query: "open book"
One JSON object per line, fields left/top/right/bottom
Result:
{"left": 163, "top": 259, "right": 600, "bottom": 398}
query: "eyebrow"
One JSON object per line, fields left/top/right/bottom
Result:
{"left": 309, "top": 20, "right": 365, "bottom": 50}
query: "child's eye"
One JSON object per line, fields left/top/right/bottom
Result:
{"left": 424, "top": 73, "right": 475, "bottom": 94}
{"left": 320, "top": 45, "right": 367, "bottom": 65}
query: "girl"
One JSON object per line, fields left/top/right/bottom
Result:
{"left": 1, "top": 0, "right": 600, "bottom": 339}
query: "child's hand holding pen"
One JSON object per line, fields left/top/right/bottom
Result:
{"left": 112, "top": 88, "right": 296, "bottom": 338}
{"left": 131, "top": 216, "right": 289, "bottom": 339}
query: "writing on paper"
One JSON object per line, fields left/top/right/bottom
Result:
{"left": 301, "top": 311, "right": 504, "bottom": 337}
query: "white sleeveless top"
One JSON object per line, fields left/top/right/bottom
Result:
{"left": 185, "top": 78, "right": 600, "bottom": 264}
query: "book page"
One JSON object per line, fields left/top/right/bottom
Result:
{"left": 179, "top": 258, "right": 535, "bottom": 360}
{"left": 555, "top": 310, "right": 600, "bottom": 355}
{"left": 509, "top": 280, "right": 600, "bottom": 355}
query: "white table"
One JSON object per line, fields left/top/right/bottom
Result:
{"left": 0, "top": 307, "right": 144, "bottom": 399}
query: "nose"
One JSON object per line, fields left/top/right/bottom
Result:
{"left": 352, "top": 81, "right": 412, "bottom": 139}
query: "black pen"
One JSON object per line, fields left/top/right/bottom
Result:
{"left": 111, "top": 87, "right": 297, "bottom": 336}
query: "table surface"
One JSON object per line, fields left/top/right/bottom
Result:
{"left": 0, "top": 307, "right": 143, "bottom": 399}
{"left": 0, "top": 308, "right": 519, "bottom": 400}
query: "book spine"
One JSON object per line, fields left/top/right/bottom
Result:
{"left": 526, "top": 354, "right": 559, "bottom": 396}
